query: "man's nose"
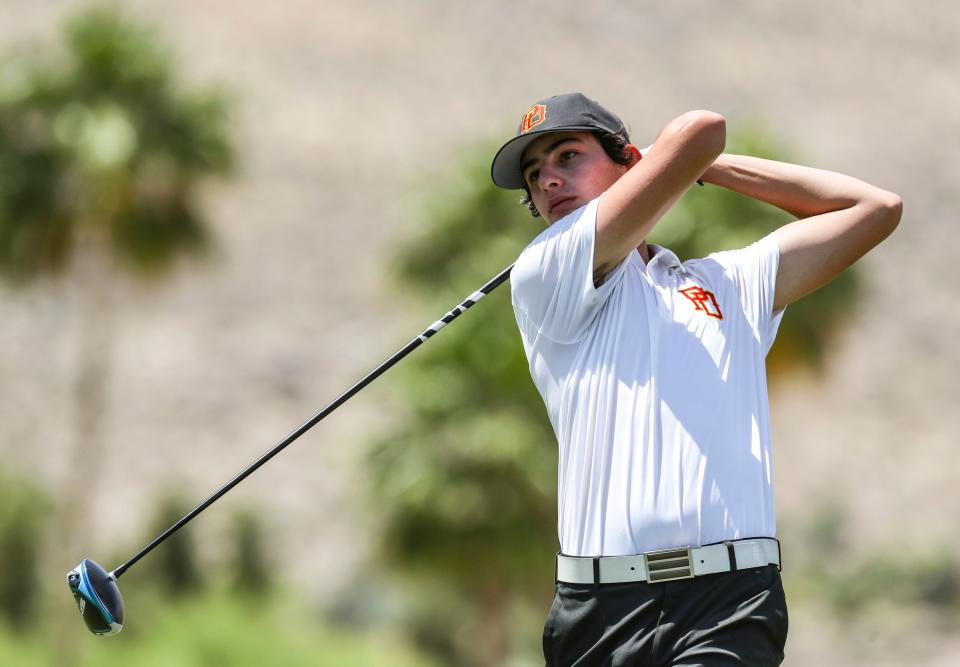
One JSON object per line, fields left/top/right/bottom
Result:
{"left": 538, "top": 166, "right": 562, "bottom": 190}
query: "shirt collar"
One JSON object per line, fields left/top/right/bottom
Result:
{"left": 645, "top": 244, "right": 682, "bottom": 271}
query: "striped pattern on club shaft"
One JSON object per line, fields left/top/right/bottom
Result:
{"left": 111, "top": 263, "right": 514, "bottom": 580}
{"left": 419, "top": 288, "right": 494, "bottom": 342}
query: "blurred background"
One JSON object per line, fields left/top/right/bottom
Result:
{"left": 0, "top": 1, "right": 957, "bottom": 665}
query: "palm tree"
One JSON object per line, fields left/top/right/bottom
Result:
{"left": 368, "top": 131, "right": 859, "bottom": 666}
{"left": 0, "top": 8, "right": 233, "bottom": 659}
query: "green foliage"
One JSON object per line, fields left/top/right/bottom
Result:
{"left": 785, "top": 501, "right": 959, "bottom": 619}
{"left": 371, "top": 150, "right": 556, "bottom": 576}
{"left": 0, "top": 469, "right": 51, "bottom": 629}
{"left": 0, "top": 589, "right": 437, "bottom": 667}
{"left": 821, "top": 547, "right": 960, "bottom": 617}
{"left": 228, "top": 508, "right": 272, "bottom": 597}
{"left": 137, "top": 494, "right": 205, "bottom": 596}
{"left": 805, "top": 499, "right": 850, "bottom": 557}
{"left": 368, "top": 147, "right": 555, "bottom": 664}
{"left": 649, "top": 127, "right": 860, "bottom": 374}
{"left": 0, "top": 7, "right": 234, "bottom": 283}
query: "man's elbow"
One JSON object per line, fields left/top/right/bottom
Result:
{"left": 667, "top": 110, "right": 725, "bottom": 162}
{"left": 687, "top": 110, "right": 726, "bottom": 160}
{"left": 873, "top": 190, "right": 903, "bottom": 239}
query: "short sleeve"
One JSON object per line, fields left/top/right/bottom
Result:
{"left": 707, "top": 233, "right": 785, "bottom": 354}
{"left": 510, "top": 197, "right": 629, "bottom": 344}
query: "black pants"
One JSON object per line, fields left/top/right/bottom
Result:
{"left": 543, "top": 565, "right": 788, "bottom": 667}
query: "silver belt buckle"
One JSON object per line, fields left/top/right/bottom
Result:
{"left": 643, "top": 547, "right": 694, "bottom": 583}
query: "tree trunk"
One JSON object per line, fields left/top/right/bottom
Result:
{"left": 51, "top": 241, "right": 116, "bottom": 666}
{"left": 477, "top": 579, "right": 509, "bottom": 667}
{"left": 64, "top": 244, "right": 115, "bottom": 555}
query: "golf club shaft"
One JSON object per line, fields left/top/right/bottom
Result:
{"left": 110, "top": 263, "right": 514, "bottom": 579}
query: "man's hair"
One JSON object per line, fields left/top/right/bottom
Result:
{"left": 519, "top": 129, "right": 633, "bottom": 218}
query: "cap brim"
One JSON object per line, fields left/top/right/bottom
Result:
{"left": 490, "top": 125, "right": 602, "bottom": 190}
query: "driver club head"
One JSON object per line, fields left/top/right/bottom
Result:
{"left": 67, "top": 559, "right": 124, "bottom": 636}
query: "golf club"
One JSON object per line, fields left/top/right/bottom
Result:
{"left": 68, "top": 263, "right": 514, "bottom": 636}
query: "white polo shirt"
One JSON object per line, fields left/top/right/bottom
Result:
{"left": 511, "top": 196, "right": 785, "bottom": 557}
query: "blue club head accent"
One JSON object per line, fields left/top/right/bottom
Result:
{"left": 67, "top": 559, "right": 124, "bottom": 636}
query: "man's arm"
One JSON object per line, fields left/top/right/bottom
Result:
{"left": 701, "top": 154, "right": 903, "bottom": 309}
{"left": 594, "top": 110, "right": 725, "bottom": 279}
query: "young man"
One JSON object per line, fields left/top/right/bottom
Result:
{"left": 490, "top": 93, "right": 902, "bottom": 667}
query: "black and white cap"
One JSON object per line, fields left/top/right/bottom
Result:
{"left": 490, "top": 92, "right": 627, "bottom": 190}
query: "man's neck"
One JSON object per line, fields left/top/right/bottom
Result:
{"left": 637, "top": 241, "right": 651, "bottom": 264}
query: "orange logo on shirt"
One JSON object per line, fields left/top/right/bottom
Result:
{"left": 519, "top": 104, "right": 547, "bottom": 133}
{"left": 679, "top": 285, "right": 723, "bottom": 319}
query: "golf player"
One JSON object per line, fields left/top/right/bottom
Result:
{"left": 491, "top": 93, "right": 902, "bottom": 666}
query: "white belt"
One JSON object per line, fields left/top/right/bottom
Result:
{"left": 556, "top": 538, "right": 781, "bottom": 585}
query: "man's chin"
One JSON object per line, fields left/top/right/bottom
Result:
{"left": 549, "top": 199, "right": 579, "bottom": 221}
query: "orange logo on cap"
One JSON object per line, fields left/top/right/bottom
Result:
{"left": 519, "top": 104, "right": 547, "bottom": 133}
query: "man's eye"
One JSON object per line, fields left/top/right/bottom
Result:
{"left": 525, "top": 169, "right": 540, "bottom": 185}
{"left": 559, "top": 150, "right": 577, "bottom": 162}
